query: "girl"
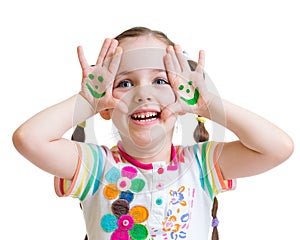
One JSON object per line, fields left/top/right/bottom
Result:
{"left": 12, "top": 27, "right": 293, "bottom": 240}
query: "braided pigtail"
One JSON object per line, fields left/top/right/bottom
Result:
{"left": 188, "top": 57, "right": 220, "bottom": 239}
{"left": 193, "top": 116, "right": 209, "bottom": 143}
{"left": 71, "top": 121, "right": 86, "bottom": 142}
{"left": 211, "top": 197, "right": 219, "bottom": 240}
{"left": 193, "top": 116, "right": 219, "bottom": 240}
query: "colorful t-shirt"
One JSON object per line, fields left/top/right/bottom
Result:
{"left": 54, "top": 141, "right": 236, "bottom": 240}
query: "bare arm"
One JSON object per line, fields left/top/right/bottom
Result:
{"left": 12, "top": 95, "right": 94, "bottom": 179}
{"left": 165, "top": 45, "right": 294, "bottom": 179}
{"left": 13, "top": 39, "right": 122, "bottom": 180}
{"left": 203, "top": 96, "right": 294, "bottom": 179}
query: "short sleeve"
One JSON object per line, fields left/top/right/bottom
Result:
{"left": 54, "top": 142, "right": 107, "bottom": 201}
{"left": 193, "top": 141, "right": 236, "bottom": 200}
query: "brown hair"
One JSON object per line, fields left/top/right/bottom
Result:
{"left": 115, "top": 26, "right": 175, "bottom": 46}
{"left": 75, "top": 26, "right": 218, "bottom": 240}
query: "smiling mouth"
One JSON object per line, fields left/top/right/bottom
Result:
{"left": 130, "top": 111, "right": 161, "bottom": 123}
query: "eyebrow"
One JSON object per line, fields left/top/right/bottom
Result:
{"left": 116, "top": 69, "right": 166, "bottom": 77}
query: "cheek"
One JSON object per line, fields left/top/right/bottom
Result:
{"left": 110, "top": 106, "right": 129, "bottom": 136}
{"left": 113, "top": 89, "right": 135, "bottom": 113}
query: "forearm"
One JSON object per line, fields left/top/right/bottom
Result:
{"left": 201, "top": 94, "right": 293, "bottom": 157}
{"left": 12, "top": 94, "right": 95, "bottom": 178}
{"left": 14, "top": 94, "right": 94, "bottom": 143}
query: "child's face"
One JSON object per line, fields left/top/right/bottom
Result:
{"left": 109, "top": 36, "right": 177, "bottom": 153}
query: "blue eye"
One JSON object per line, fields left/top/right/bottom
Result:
{"left": 154, "top": 78, "right": 169, "bottom": 85}
{"left": 117, "top": 80, "right": 133, "bottom": 88}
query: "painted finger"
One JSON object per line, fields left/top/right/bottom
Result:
{"left": 166, "top": 45, "right": 181, "bottom": 73}
{"left": 164, "top": 53, "right": 179, "bottom": 88}
{"left": 108, "top": 95, "right": 120, "bottom": 110}
{"left": 99, "top": 91, "right": 118, "bottom": 111}
{"left": 77, "top": 46, "right": 89, "bottom": 71}
{"left": 161, "top": 102, "right": 183, "bottom": 120}
{"left": 174, "top": 45, "right": 190, "bottom": 72}
{"left": 104, "top": 47, "right": 123, "bottom": 97}
{"left": 96, "top": 38, "right": 112, "bottom": 66}
{"left": 108, "top": 47, "right": 122, "bottom": 74}
{"left": 103, "top": 39, "right": 119, "bottom": 68}
{"left": 195, "top": 50, "right": 205, "bottom": 73}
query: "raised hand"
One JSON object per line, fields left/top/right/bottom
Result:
{"left": 78, "top": 38, "right": 122, "bottom": 112}
{"left": 163, "top": 45, "right": 209, "bottom": 117}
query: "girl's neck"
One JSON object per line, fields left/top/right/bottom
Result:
{"left": 118, "top": 138, "right": 173, "bottom": 165}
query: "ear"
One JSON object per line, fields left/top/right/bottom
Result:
{"left": 99, "top": 109, "right": 111, "bottom": 120}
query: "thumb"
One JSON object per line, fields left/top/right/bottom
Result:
{"left": 161, "top": 102, "right": 184, "bottom": 122}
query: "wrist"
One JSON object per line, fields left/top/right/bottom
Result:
{"left": 197, "top": 93, "right": 225, "bottom": 122}
{"left": 194, "top": 92, "right": 214, "bottom": 117}
{"left": 72, "top": 94, "right": 96, "bottom": 125}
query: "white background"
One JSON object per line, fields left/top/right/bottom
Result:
{"left": 1, "top": 0, "right": 299, "bottom": 239}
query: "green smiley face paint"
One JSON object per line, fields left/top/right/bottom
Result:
{"left": 86, "top": 74, "right": 106, "bottom": 99}
{"left": 98, "top": 76, "right": 103, "bottom": 82}
{"left": 86, "top": 83, "right": 106, "bottom": 98}
{"left": 88, "top": 74, "right": 95, "bottom": 80}
{"left": 180, "top": 87, "right": 200, "bottom": 105}
{"left": 178, "top": 81, "right": 200, "bottom": 105}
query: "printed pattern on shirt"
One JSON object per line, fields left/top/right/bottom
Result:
{"left": 54, "top": 142, "right": 105, "bottom": 201}
{"left": 54, "top": 141, "right": 236, "bottom": 240}
{"left": 158, "top": 186, "right": 195, "bottom": 239}
{"left": 193, "top": 141, "right": 236, "bottom": 200}
{"left": 100, "top": 164, "right": 149, "bottom": 240}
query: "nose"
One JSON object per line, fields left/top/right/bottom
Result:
{"left": 134, "top": 96, "right": 152, "bottom": 103}
{"left": 133, "top": 86, "right": 153, "bottom": 103}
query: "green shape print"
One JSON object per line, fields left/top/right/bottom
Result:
{"left": 180, "top": 87, "right": 200, "bottom": 105}
{"left": 178, "top": 81, "right": 200, "bottom": 106}
{"left": 86, "top": 74, "right": 106, "bottom": 99}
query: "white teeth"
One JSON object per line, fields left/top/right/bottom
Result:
{"left": 131, "top": 111, "right": 158, "bottom": 120}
